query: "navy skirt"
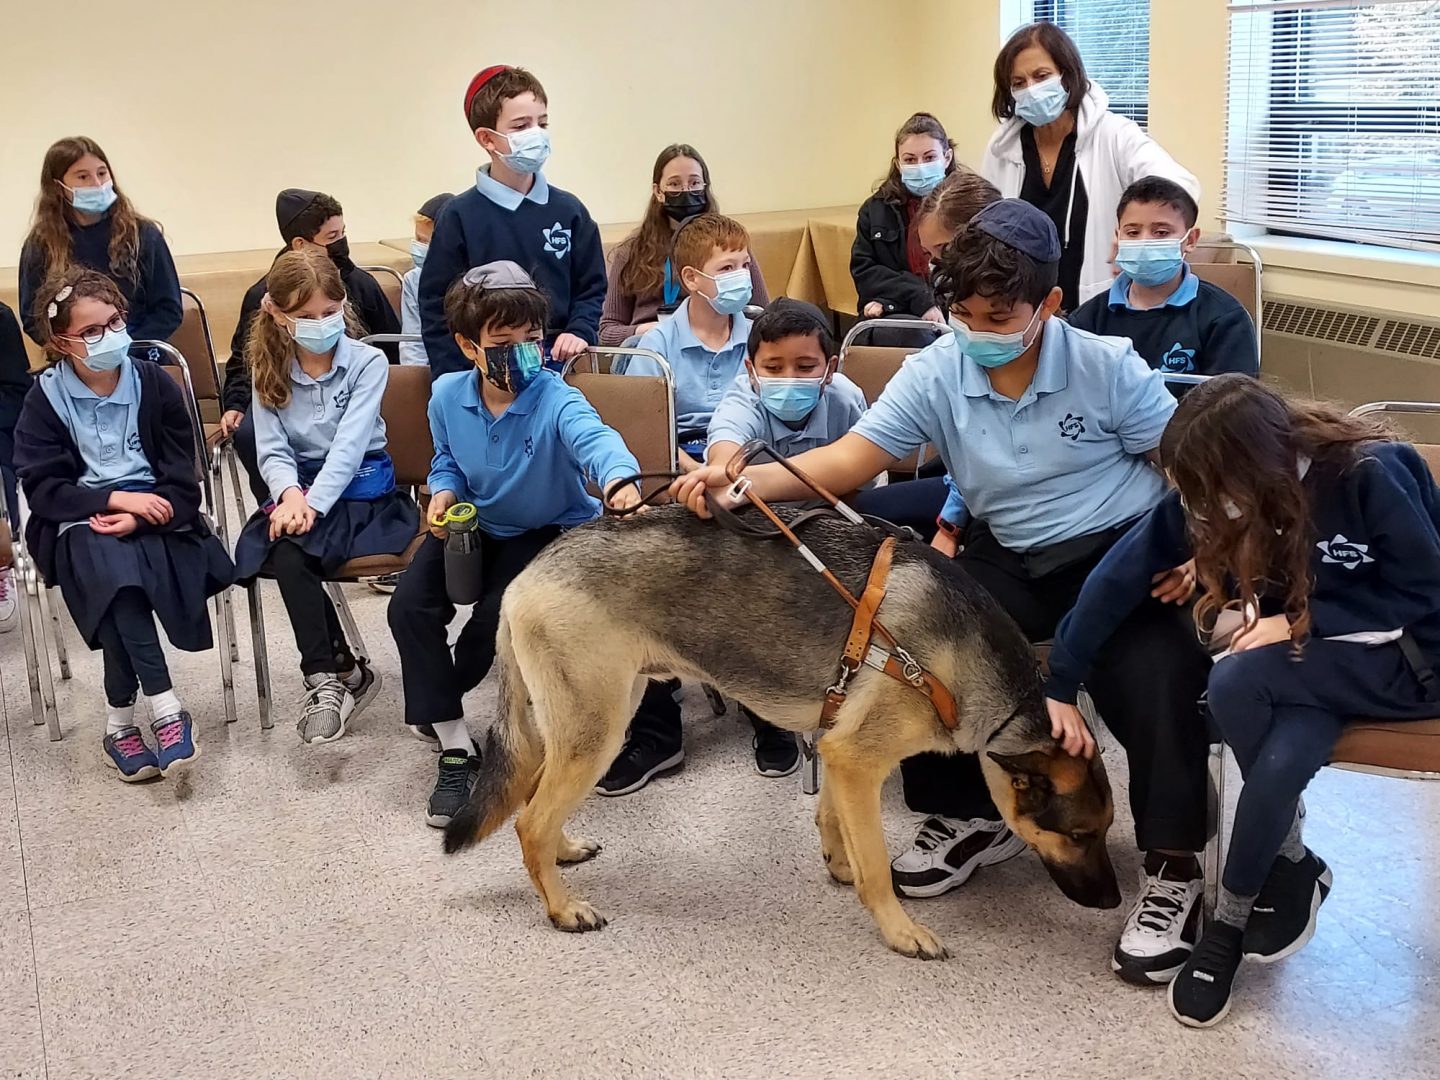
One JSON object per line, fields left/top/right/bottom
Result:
{"left": 232, "top": 491, "right": 419, "bottom": 583}
{"left": 55, "top": 526, "right": 236, "bottom": 651}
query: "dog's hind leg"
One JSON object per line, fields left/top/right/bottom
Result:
{"left": 822, "top": 745, "right": 949, "bottom": 961}
{"left": 815, "top": 777, "right": 853, "bottom": 886}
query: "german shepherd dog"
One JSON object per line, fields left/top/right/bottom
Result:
{"left": 444, "top": 505, "right": 1121, "bottom": 959}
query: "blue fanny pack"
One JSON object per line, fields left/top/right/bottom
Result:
{"left": 296, "top": 451, "right": 396, "bottom": 503}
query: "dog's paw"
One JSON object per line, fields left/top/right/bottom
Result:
{"left": 883, "top": 921, "right": 949, "bottom": 961}
{"left": 549, "top": 900, "right": 608, "bottom": 933}
{"left": 824, "top": 854, "right": 855, "bottom": 886}
{"left": 557, "top": 836, "right": 603, "bottom": 865}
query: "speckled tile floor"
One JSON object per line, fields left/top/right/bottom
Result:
{"left": 1, "top": 577, "right": 1438, "bottom": 1079}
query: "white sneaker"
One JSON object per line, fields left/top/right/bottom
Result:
{"left": 1112, "top": 866, "right": 1203, "bottom": 986}
{"left": 890, "top": 815, "right": 1028, "bottom": 898}
{"left": 297, "top": 674, "right": 354, "bottom": 745}
{"left": 0, "top": 568, "right": 17, "bottom": 634}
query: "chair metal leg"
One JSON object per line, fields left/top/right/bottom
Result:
{"left": 247, "top": 582, "right": 272, "bottom": 730}
{"left": 26, "top": 564, "right": 60, "bottom": 740}
{"left": 209, "top": 455, "right": 241, "bottom": 664}
{"left": 325, "top": 581, "right": 369, "bottom": 662}
{"left": 13, "top": 555, "right": 45, "bottom": 726}
{"left": 46, "top": 588, "right": 71, "bottom": 680}
{"left": 800, "top": 732, "right": 820, "bottom": 795}
{"left": 214, "top": 591, "right": 237, "bottom": 725}
{"left": 1203, "top": 740, "right": 1226, "bottom": 922}
{"left": 225, "top": 446, "right": 248, "bottom": 525}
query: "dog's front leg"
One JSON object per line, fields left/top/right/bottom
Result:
{"left": 815, "top": 780, "right": 853, "bottom": 885}
{"left": 824, "top": 757, "right": 949, "bottom": 961}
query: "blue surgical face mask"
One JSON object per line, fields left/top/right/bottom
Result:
{"left": 949, "top": 307, "right": 1043, "bottom": 369}
{"left": 698, "top": 267, "right": 752, "bottom": 316}
{"left": 479, "top": 340, "right": 544, "bottom": 394}
{"left": 1013, "top": 75, "right": 1069, "bottom": 127}
{"left": 899, "top": 159, "right": 947, "bottom": 197}
{"left": 80, "top": 327, "right": 132, "bottom": 372}
{"left": 1116, "top": 239, "right": 1186, "bottom": 287}
{"left": 756, "top": 376, "right": 824, "bottom": 423}
{"left": 288, "top": 309, "right": 346, "bottom": 354}
{"left": 495, "top": 125, "right": 551, "bottom": 174}
{"left": 410, "top": 240, "right": 429, "bottom": 269}
{"left": 66, "top": 179, "right": 118, "bottom": 215}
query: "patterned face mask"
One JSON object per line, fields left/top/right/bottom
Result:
{"left": 478, "top": 340, "right": 544, "bottom": 393}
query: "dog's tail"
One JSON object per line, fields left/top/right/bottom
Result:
{"left": 443, "top": 615, "right": 540, "bottom": 855}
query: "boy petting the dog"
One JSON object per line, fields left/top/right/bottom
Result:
{"left": 387, "top": 262, "right": 640, "bottom": 827}
{"left": 674, "top": 199, "right": 1216, "bottom": 987}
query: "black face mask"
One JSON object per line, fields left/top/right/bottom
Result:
{"left": 661, "top": 190, "right": 707, "bottom": 222}
{"left": 326, "top": 236, "right": 354, "bottom": 274}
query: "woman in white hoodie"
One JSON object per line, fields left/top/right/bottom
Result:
{"left": 981, "top": 22, "right": 1199, "bottom": 310}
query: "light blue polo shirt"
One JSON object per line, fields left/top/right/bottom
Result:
{"left": 474, "top": 165, "right": 550, "bottom": 210}
{"left": 706, "top": 372, "right": 868, "bottom": 461}
{"left": 1108, "top": 264, "right": 1200, "bottom": 310}
{"left": 40, "top": 356, "right": 155, "bottom": 492}
{"left": 851, "top": 317, "right": 1174, "bottom": 551}
{"left": 427, "top": 368, "right": 640, "bottom": 538}
{"left": 625, "top": 297, "right": 751, "bottom": 435}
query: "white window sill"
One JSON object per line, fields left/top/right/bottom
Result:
{"left": 1239, "top": 233, "right": 1440, "bottom": 290}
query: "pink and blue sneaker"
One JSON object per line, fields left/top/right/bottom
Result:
{"left": 102, "top": 727, "right": 161, "bottom": 782}
{"left": 151, "top": 712, "right": 199, "bottom": 777}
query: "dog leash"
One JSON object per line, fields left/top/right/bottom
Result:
{"left": 604, "top": 440, "right": 959, "bottom": 733}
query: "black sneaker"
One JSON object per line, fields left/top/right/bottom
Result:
{"left": 1168, "top": 921, "right": 1244, "bottom": 1028}
{"left": 409, "top": 723, "right": 441, "bottom": 753}
{"left": 425, "top": 748, "right": 482, "bottom": 828}
{"left": 594, "top": 740, "right": 684, "bottom": 797}
{"left": 752, "top": 721, "right": 800, "bottom": 778}
{"left": 1243, "top": 849, "right": 1332, "bottom": 963}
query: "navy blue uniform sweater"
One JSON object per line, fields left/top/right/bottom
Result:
{"left": 0, "top": 303, "right": 35, "bottom": 473}
{"left": 19, "top": 218, "right": 182, "bottom": 346}
{"left": 1047, "top": 442, "right": 1440, "bottom": 703}
{"left": 1067, "top": 277, "right": 1258, "bottom": 393}
{"left": 418, "top": 180, "right": 607, "bottom": 376}
{"left": 14, "top": 358, "right": 207, "bottom": 586}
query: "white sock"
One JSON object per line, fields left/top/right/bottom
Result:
{"left": 432, "top": 719, "right": 472, "bottom": 753}
{"left": 106, "top": 702, "right": 135, "bottom": 735}
{"left": 341, "top": 664, "right": 364, "bottom": 691}
{"left": 147, "top": 689, "right": 182, "bottom": 723}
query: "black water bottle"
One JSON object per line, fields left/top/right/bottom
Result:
{"left": 441, "top": 502, "right": 484, "bottom": 606}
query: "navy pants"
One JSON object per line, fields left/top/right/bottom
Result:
{"left": 852, "top": 476, "right": 949, "bottom": 541}
{"left": 387, "top": 528, "right": 559, "bottom": 726}
{"left": 95, "top": 587, "right": 172, "bottom": 707}
{"left": 267, "top": 542, "right": 354, "bottom": 678}
{"left": 1207, "top": 638, "right": 1438, "bottom": 895}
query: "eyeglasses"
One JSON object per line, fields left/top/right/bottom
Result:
{"left": 58, "top": 312, "right": 128, "bottom": 346}
{"left": 661, "top": 180, "right": 707, "bottom": 193}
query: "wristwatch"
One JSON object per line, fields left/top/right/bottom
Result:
{"left": 935, "top": 515, "right": 961, "bottom": 538}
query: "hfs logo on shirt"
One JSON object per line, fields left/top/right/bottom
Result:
{"left": 1161, "top": 342, "right": 1197, "bottom": 373}
{"left": 1058, "top": 414, "right": 1086, "bottom": 441}
{"left": 1317, "top": 534, "right": 1374, "bottom": 569}
{"left": 543, "top": 223, "right": 572, "bottom": 260}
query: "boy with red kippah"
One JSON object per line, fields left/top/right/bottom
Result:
{"left": 418, "top": 65, "right": 608, "bottom": 376}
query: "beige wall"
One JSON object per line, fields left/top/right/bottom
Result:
{"left": 0, "top": 0, "right": 917, "bottom": 261}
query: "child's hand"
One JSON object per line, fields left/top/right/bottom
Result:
{"left": 921, "top": 306, "right": 945, "bottom": 324}
{"left": 635, "top": 321, "right": 661, "bottom": 337}
{"left": 110, "top": 491, "right": 173, "bottom": 524}
{"left": 605, "top": 482, "right": 645, "bottom": 515}
{"left": 219, "top": 410, "right": 245, "bottom": 438}
{"left": 427, "top": 490, "right": 458, "bottom": 539}
{"left": 551, "top": 333, "right": 588, "bottom": 362}
{"left": 930, "top": 530, "right": 959, "bottom": 559}
{"left": 1046, "top": 697, "right": 1096, "bottom": 759}
{"left": 1230, "top": 614, "right": 1292, "bottom": 653}
{"left": 1150, "top": 559, "right": 1197, "bottom": 604}
{"left": 89, "top": 512, "right": 138, "bottom": 537}
{"left": 669, "top": 465, "right": 740, "bottom": 520}
{"left": 863, "top": 301, "right": 884, "bottom": 319}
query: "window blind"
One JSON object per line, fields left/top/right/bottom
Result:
{"left": 1023, "top": 0, "right": 1152, "bottom": 128}
{"left": 1225, "top": 0, "right": 1440, "bottom": 251}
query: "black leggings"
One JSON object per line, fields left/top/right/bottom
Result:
{"left": 266, "top": 541, "right": 354, "bottom": 677}
{"left": 95, "top": 587, "right": 172, "bottom": 707}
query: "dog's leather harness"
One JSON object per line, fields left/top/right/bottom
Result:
{"left": 605, "top": 440, "right": 959, "bottom": 734}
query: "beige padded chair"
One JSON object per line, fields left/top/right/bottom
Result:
{"left": 838, "top": 318, "right": 946, "bottom": 477}
{"left": 563, "top": 347, "right": 678, "bottom": 478}
{"left": 1188, "top": 240, "right": 1264, "bottom": 348}
{"left": 359, "top": 265, "right": 405, "bottom": 320}
{"left": 244, "top": 362, "right": 432, "bottom": 729}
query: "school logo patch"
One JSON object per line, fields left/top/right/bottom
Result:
{"left": 1058, "top": 413, "right": 1085, "bottom": 441}
{"left": 543, "top": 222, "right": 572, "bottom": 260}
{"left": 1317, "top": 534, "right": 1374, "bottom": 570}
{"left": 1160, "top": 342, "right": 1197, "bottom": 373}
{"left": 332, "top": 387, "right": 351, "bottom": 412}
{"left": 524, "top": 436, "right": 534, "bottom": 458}
{"left": 125, "top": 432, "right": 142, "bottom": 452}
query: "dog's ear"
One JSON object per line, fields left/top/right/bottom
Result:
{"left": 987, "top": 750, "right": 1056, "bottom": 793}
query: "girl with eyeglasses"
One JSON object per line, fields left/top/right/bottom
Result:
{"left": 14, "top": 268, "right": 233, "bottom": 781}
{"left": 599, "top": 144, "right": 770, "bottom": 346}
{"left": 231, "top": 250, "right": 418, "bottom": 747}
{"left": 19, "top": 137, "right": 182, "bottom": 351}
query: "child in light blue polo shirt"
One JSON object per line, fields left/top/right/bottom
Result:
{"left": 705, "top": 298, "right": 869, "bottom": 476}
{"left": 621, "top": 213, "right": 754, "bottom": 467}
{"left": 388, "top": 261, "right": 640, "bottom": 827}
{"left": 674, "top": 200, "right": 1215, "bottom": 986}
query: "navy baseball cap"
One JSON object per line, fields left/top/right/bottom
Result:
{"left": 971, "top": 199, "right": 1061, "bottom": 263}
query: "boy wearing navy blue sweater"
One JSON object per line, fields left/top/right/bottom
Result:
{"left": 1068, "top": 177, "right": 1257, "bottom": 392}
{"left": 388, "top": 262, "right": 639, "bottom": 826}
{"left": 419, "top": 65, "right": 607, "bottom": 377}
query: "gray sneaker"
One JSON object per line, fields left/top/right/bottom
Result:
{"left": 298, "top": 674, "right": 353, "bottom": 745}
{"left": 343, "top": 658, "right": 382, "bottom": 723}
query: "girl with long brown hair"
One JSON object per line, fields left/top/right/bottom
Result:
{"left": 598, "top": 143, "right": 769, "bottom": 345}
{"left": 18, "top": 137, "right": 182, "bottom": 348}
{"left": 230, "top": 250, "right": 418, "bottom": 746}
{"left": 14, "top": 268, "right": 233, "bottom": 780}
{"left": 1046, "top": 374, "right": 1440, "bottom": 1027}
